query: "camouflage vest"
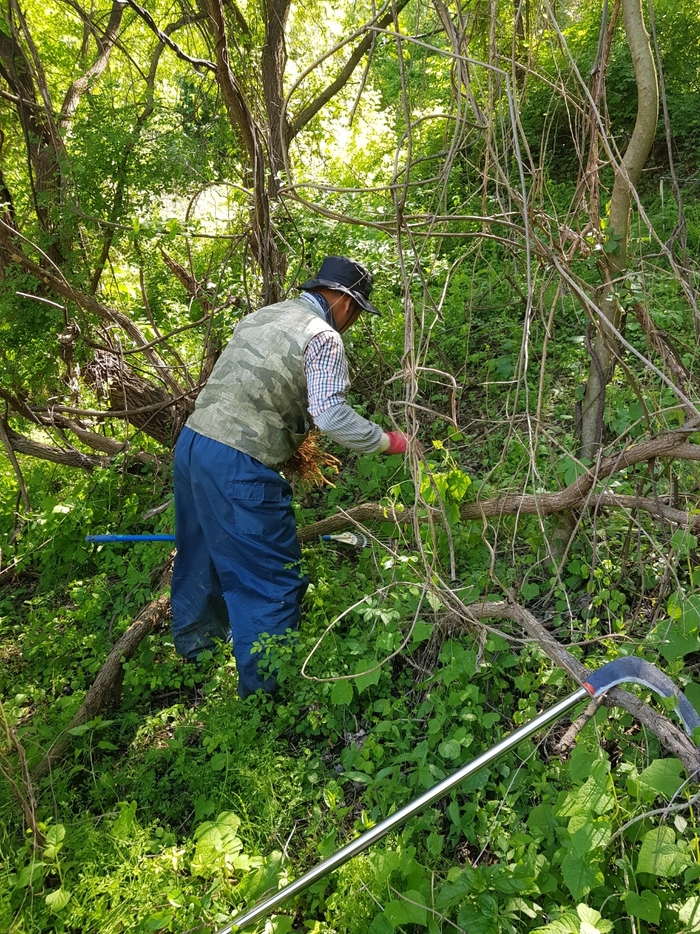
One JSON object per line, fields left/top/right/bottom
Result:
{"left": 186, "top": 298, "right": 333, "bottom": 467}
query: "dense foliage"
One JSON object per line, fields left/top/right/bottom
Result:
{"left": 2, "top": 0, "right": 700, "bottom": 932}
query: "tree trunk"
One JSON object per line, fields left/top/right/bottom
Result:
{"left": 84, "top": 351, "right": 192, "bottom": 448}
{"left": 579, "top": 0, "right": 658, "bottom": 461}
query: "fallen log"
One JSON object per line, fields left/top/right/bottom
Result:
{"left": 466, "top": 599, "right": 700, "bottom": 776}
{"left": 298, "top": 429, "right": 700, "bottom": 541}
{"left": 31, "top": 562, "right": 173, "bottom": 783}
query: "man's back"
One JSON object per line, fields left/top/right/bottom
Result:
{"left": 187, "top": 298, "right": 332, "bottom": 466}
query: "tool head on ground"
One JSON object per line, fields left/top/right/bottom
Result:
{"left": 320, "top": 531, "right": 369, "bottom": 548}
{"left": 583, "top": 655, "right": 700, "bottom": 735}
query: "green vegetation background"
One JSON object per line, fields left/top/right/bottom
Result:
{"left": 2, "top": 1, "right": 700, "bottom": 932}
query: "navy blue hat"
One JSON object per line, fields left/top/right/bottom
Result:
{"left": 297, "top": 256, "right": 380, "bottom": 315}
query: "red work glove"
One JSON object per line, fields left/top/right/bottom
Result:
{"left": 384, "top": 430, "right": 408, "bottom": 455}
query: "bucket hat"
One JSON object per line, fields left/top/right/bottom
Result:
{"left": 297, "top": 256, "right": 380, "bottom": 315}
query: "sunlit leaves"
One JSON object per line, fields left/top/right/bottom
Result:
{"left": 191, "top": 811, "right": 244, "bottom": 877}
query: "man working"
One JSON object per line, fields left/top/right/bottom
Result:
{"left": 171, "top": 256, "right": 408, "bottom": 697}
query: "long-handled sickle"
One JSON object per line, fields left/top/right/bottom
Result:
{"left": 85, "top": 534, "right": 176, "bottom": 542}
{"left": 215, "top": 657, "right": 700, "bottom": 934}
{"left": 84, "top": 532, "right": 370, "bottom": 547}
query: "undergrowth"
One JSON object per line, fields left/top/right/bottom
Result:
{"left": 2, "top": 443, "right": 700, "bottom": 934}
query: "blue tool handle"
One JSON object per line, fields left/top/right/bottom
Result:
{"left": 85, "top": 534, "right": 176, "bottom": 542}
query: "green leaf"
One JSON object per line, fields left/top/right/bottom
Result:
{"left": 532, "top": 911, "right": 581, "bottom": 933}
{"left": 45, "top": 887, "right": 71, "bottom": 911}
{"left": 624, "top": 890, "right": 661, "bottom": 924}
{"left": 369, "top": 849, "right": 402, "bottom": 884}
{"left": 411, "top": 621, "right": 433, "bottom": 646}
{"left": 15, "top": 861, "right": 44, "bottom": 889}
{"left": 685, "top": 681, "right": 700, "bottom": 717}
{"left": 236, "top": 851, "right": 284, "bottom": 902}
{"left": 400, "top": 890, "right": 428, "bottom": 926}
{"left": 570, "top": 819, "right": 611, "bottom": 856}
{"left": 68, "top": 717, "right": 114, "bottom": 736}
{"left": 557, "top": 768, "right": 614, "bottom": 818}
{"left": 637, "top": 758, "right": 685, "bottom": 801}
{"left": 426, "top": 832, "right": 444, "bottom": 856}
{"left": 355, "top": 661, "right": 381, "bottom": 693}
{"left": 671, "top": 529, "right": 697, "bottom": 553}
{"left": 653, "top": 595, "right": 700, "bottom": 660}
{"left": 384, "top": 899, "right": 409, "bottom": 928}
{"left": 210, "top": 752, "right": 228, "bottom": 771}
{"left": 528, "top": 804, "right": 558, "bottom": 840}
{"left": 492, "top": 865, "right": 530, "bottom": 895}
{"left": 637, "top": 826, "right": 691, "bottom": 877}
{"left": 438, "top": 738, "right": 461, "bottom": 759}
{"left": 568, "top": 746, "right": 601, "bottom": 783}
{"left": 111, "top": 801, "right": 138, "bottom": 838}
{"left": 447, "top": 468, "right": 471, "bottom": 502}
{"left": 194, "top": 794, "right": 216, "bottom": 821}
{"left": 43, "top": 824, "right": 66, "bottom": 860}
{"left": 331, "top": 679, "right": 353, "bottom": 706}
{"left": 68, "top": 722, "right": 94, "bottom": 736}
{"left": 457, "top": 895, "right": 500, "bottom": 934}
{"left": 561, "top": 849, "right": 604, "bottom": 900}
{"left": 144, "top": 910, "right": 175, "bottom": 930}
{"left": 576, "top": 904, "right": 613, "bottom": 933}
{"left": 684, "top": 595, "right": 700, "bottom": 628}
{"left": 268, "top": 917, "right": 295, "bottom": 934}
{"left": 340, "top": 770, "right": 372, "bottom": 785}
{"left": 436, "top": 868, "right": 476, "bottom": 909}
{"left": 654, "top": 618, "right": 700, "bottom": 661}
{"left": 521, "top": 582, "right": 540, "bottom": 600}
{"left": 679, "top": 896, "right": 700, "bottom": 931}
{"left": 368, "top": 912, "right": 394, "bottom": 934}
{"left": 191, "top": 811, "right": 243, "bottom": 877}
{"left": 461, "top": 767, "right": 489, "bottom": 794}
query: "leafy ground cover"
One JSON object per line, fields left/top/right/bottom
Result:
{"left": 2, "top": 434, "right": 700, "bottom": 934}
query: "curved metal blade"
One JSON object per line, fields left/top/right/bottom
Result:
{"left": 583, "top": 656, "right": 700, "bottom": 736}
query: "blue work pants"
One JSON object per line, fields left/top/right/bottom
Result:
{"left": 171, "top": 426, "right": 308, "bottom": 697}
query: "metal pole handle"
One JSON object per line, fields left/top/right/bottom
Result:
{"left": 84, "top": 534, "right": 176, "bottom": 542}
{"left": 218, "top": 687, "right": 589, "bottom": 933}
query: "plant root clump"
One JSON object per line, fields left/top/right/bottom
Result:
{"left": 282, "top": 432, "right": 341, "bottom": 489}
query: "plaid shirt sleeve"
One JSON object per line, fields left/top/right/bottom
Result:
{"left": 303, "top": 331, "right": 350, "bottom": 417}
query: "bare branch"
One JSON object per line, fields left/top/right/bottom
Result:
{"left": 296, "top": 427, "right": 700, "bottom": 542}
{"left": 287, "top": 0, "right": 412, "bottom": 142}
{"left": 59, "top": 0, "right": 126, "bottom": 128}
{"left": 471, "top": 599, "right": 700, "bottom": 775}
{"left": 1, "top": 421, "right": 163, "bottom": 471}
{"left": 0, "top": 418, "right": 31, "bottom": 512}
{"left": 125, "top": 0, "right": 215, "bottom": 72}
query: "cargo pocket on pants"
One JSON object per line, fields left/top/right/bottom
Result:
{"left": 229, "top": 480, "right": 289, "bottom": 537}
